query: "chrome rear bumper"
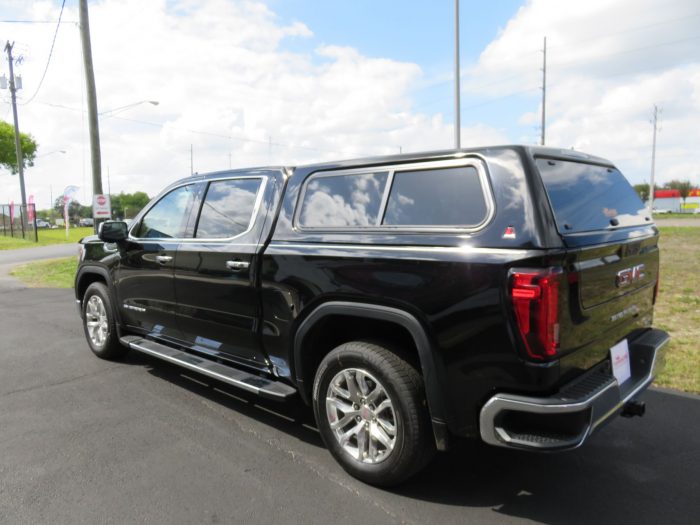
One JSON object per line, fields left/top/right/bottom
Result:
{"left": 479, "top": 328, "right": 669, "bottom": 450}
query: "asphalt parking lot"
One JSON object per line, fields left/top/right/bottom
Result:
{"left": 0, "top": 283, "right": 698, "bottom": 524}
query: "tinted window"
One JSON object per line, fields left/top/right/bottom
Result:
{"left": 536, "top": 159, "right": 648, "bottom": 234}
{"left": 134, "top": 184, "right": 195, "bottom": 238}
{"left": 299, "top": 171, "right": 389, "bottom": 227}
{"left": 383, "top": 167, "right": 487, "bottom": 226}
{"left": 195, "top": 178, "right": 262, "bottom": 238}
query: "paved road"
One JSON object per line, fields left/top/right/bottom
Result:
{"left": 0, "top": 243, "right": 79, "bottom": 291}
{"left": 0, "top": 243, "right": 79, "bottom": 265}
{"left": 0, "top": 285, "right": 698, "bottom": 524}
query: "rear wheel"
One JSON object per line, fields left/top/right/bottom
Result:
{"left": 82, "top": 282, "right": 128, "bottom": 360}
{"left": 312, "top": 341, "right": 435, "bottom": 486}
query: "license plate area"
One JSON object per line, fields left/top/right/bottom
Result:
{"left": 610, "top": 339, "right": 631, "bottom": 385}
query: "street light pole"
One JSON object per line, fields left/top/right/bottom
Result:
{"left": 4, "top": 41, "right": 27, "bottom": 208}
{"left": 35, "top": 149, "right": 67, "bottom": 158}
{"left": 79, "top": 0, "right": 102, "bottom": 234}
{"left": 99, "top": 100, "right": 159, "bottom": 118}
{"left": 454, "top": 0, "right": 461, "bottom": 150}
{"left": 649, "top": 105, "right": 660, "bottom": 213}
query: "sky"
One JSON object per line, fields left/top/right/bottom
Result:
{"left": 0, "top": 0, "right": 699, "bottom": 208}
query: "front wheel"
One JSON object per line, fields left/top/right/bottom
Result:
{"left": 82, "top": 282, "right": 128, "bottom": 360}
{"left": 312, "top": 341, "right": 435, "bottom": 486}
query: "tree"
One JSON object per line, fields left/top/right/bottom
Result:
{"left": 79, "top": 205, "right": 93, "bottom": 218}
{"left": 110, "top": 191, "right": 150, "bottom": 219}
{"left": 0, "top": 120, "right": 38, "bottom": 174}
{"left": 54, "top": 196, "right": 83, "bottom": 223}
{"left": 666, "top": 179, "right": 693, "bottom": 212}
{"left": 634, "top": 183, "right": 650, "bottom": 203}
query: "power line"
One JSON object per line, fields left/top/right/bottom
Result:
{"left": 0, "top": 19, "right": 75, "bottom": 24}
{"left": 417, "top": 32, "right": 700, "bottom": 115}
{"left": 415, "top": 12, "right": 700, "bottom": 111}
{"left": 19, "top": 0, "right": 66, "bottom": 106}
{"left": 33, "top": 100, "right": 339, "bottom": 155}
{"left": 459, "top": 87, "right": 539, "bottom": 115}
{"left": 550, "top": 34, "right": 700, "bottom": 70}
{"left": 547, "top": 12, "right": 700, "bottom": 53}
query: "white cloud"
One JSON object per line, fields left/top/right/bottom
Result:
{"left": 465, "top": 0, "right": 700, "bottom": 186}
{"left": 0, "top": 0, "right": 506, "bottom": 207}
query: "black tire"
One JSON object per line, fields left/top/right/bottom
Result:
{"left": 312, "top": 341, "right": 435, "bottom": 487}
{"left": 82, "top": 282, "right": 128, "bottom": 360}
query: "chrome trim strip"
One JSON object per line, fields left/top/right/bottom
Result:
{"left": 293, "top": 155, "right": 496, "bottom": 234}
{"left": 376, "top": 169, "right": 396, "bottom": 226}
{"left": 266, "top": 242, "right": 540, "bottom": 257}
{"left": 123, "top": 304, "right": 147, "bottom": 313}
{"left": 479, "top": 332, "right": 669, "bottom": 450}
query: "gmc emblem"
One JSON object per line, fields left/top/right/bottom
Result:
{"left": 616, "top": 264, "right": 645, "bottom": 288}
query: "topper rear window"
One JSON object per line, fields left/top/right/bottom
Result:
{"left": 536, "top": 158, "right": 648, "bottom": 234}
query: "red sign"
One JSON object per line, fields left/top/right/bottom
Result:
{"left": 92, "top": 194, "right": 112, "bottom": 219}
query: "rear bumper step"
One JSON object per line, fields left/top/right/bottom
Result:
{"left": 120, "top": 335, "right": 297, "bottom": 401}
{"left": 479, "top": 328, "right": 669, "bottom": 450}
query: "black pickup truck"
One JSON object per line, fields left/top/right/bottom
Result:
{"left": 75, "top": 146, "right": 668, "bottom": 486}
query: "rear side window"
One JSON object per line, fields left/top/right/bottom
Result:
{"left": 297, "top": 162, "right": 491, "bottom": 230}
{"left": 299, "top": 171, "right": 389, "bottom": 227}
{"left": 195, "top": 178, "right": 263, "bottom": 239}
{"left": 536, "top": 159, "right": 648, "bottom": 234}
{"left": 134, "top": 184, "right": 196, "bottom": 239}
{"left": 383, "top": 166, "right": 487, "bottom": 226}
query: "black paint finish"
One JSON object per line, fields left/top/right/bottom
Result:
{"left": 75, "top": 145, "right": 662, "bottom": 440}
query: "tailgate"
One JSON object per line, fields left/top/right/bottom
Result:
{"left": 534, "top": 156, "right": 660, "bottom": 368}
{"left": 562, "top": 234, "right": 659, "bottom": 357}
{"left": 575, "top": 235, "right": 658, "bottom": 309}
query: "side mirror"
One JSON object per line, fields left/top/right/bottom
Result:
{"left": 98, "top": 221, "right": 129, "bottom": 242}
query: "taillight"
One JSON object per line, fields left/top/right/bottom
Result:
{"left": 510, "top": 268, "right": 563, "bottom": 360}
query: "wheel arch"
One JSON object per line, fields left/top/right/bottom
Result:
{"left": 293, "top": 301, "right": 450, "bottom": 450}
{"left": 75, "top": 265, "right": 110, "bottom": 300}
{"left": 75, "top": 266, "right": 115, "bottom": 322}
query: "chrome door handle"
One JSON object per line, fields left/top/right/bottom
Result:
{"left": 226, "top": 260, "right": 250, "bottom": 271}
{"left": 155, "top": 255, "right": 173, "bottom": 264}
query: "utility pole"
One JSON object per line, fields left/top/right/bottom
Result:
{"left": 4, "top": 41, "right": 27, "bottom": 208}
{"left": 540, "top": 36, "right": 547, "bottom": 146}
{"left": 190, "top": 144, "right": 193, "bottom": 175}
{"left": 454, "top": 0, "right": 461, "bottom": 149}
{"left": 79, "top": 0, "right": 102, "bottom": 230}
{"left": 649, "top": 104, "right": 661, "bottom": 213}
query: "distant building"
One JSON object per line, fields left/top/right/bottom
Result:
{"left": 653, "top": 188, "right": 700, "bottom": 212}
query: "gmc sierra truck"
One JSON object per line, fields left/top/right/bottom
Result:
{"left": 75, "top": 146, "right": 668, "bottom": 486}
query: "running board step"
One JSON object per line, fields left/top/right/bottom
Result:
{"left": 120, "top": 335, "right": 296, "bottom": 401}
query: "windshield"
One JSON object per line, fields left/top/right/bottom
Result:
{"left": 536, "top": 158, "right": 649, "bottom": 234}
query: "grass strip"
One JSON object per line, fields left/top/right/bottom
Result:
{"left": 10, "top": 257, "right": 78, "bottom": 289}
{"left": 0, "top": 227, "right": 94, "bottom": 250}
